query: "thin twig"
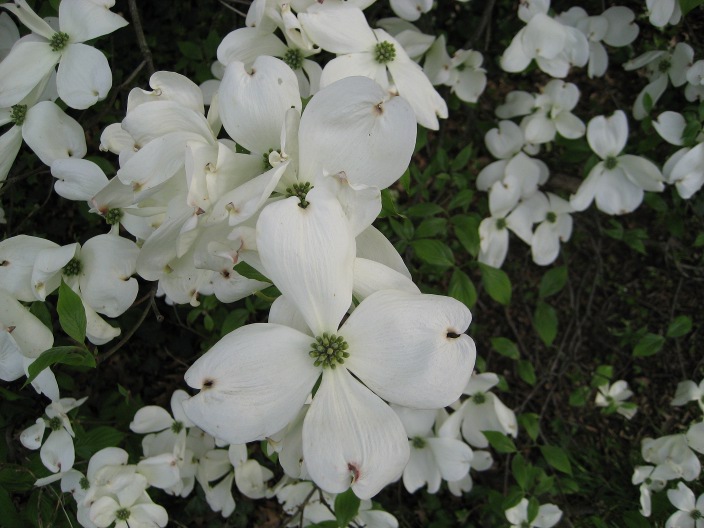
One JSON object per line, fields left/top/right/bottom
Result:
{"left": 97, "top": 286, "right": 158, "bottom": 364}
{"left": 127, "top": 0, "right": 155, "bottom": 76}
{"left": 465, "top": 0, "right": 497, "bottom": 50}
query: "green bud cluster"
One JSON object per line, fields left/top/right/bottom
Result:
{"left": 411, "top": 436, "right": 426, "bottom": 449}
{"left": 604, "top": 156, "right": 618, "bottom": 170}
{"left": 79, "top": 477, "right": 90, "bottom": 490}
{"left": 546, "top": 211, "right": 557, "bottom": 223}
{"left": 374, "top": 41, "right": 396, "bottom": 64}
{"left": 472, "top": 392, "right": 487, "bottom": 404}
{"left": 105, "top": 208, "right": 123, "bottom": 225}
{"left": 283, "top": 48, "right": 304, "bottom": 71}
{"left": 47, "top": 416, "right": 63, "bottom": 431}
{"left": 50, "top": 31, "right": 70, "bottom": 52}
{"left": 10, "top": 104, "right": 27, "bottom": 126}
{"left": 691, "top": 510, "right": 703, "bottom": 520}
{"left": 115, "top": 508, "right": 131, "bottom": 521}
{"left": 286, "top": 182, "right": 312, "bottom": 209}
{"left": 262, "top": 148, "right": 274, "bottom": 171}
{"left": 658, "top": 58, "right": 672, "bottom": 73}
{"left": 495, "top": 217, "right": 507, "bottom": 230}
{"left": 171, "top": 421, "right": 184, "bottom": 433}
{"left": 63, "top": 257, "right": 82, "bottom": 276}
{"left": 309, "top": 332, "right": 350, "bottom": 369}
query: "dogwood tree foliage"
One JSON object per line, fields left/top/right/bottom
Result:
{"left": 0, "top": 0, "right": 703, "bottom": 526}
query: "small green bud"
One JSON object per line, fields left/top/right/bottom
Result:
{"left": 286, "top": 182, "right": 313, "bottom": 209}
{"left": 47, "top": 416, "right": 63, "bottom": 431}
{"left": 411, "top": 436, "right": 426, "bottom": 449}
{"left": 79, "top": 477, "right": 90, "bottom": 490}
{"left": 50, "top": 32, "right": 70, "bottom": 52}
{"left": 546, "top": 211, "right": 557, "bottom": 223}
{"left": 374, "top": 41, "right": 396, "bottom": 64}
{"left": 496, "top": 218, "right": 507, "bottom": 230}
{"left": 472, "top": 392, "right": 486, "bottom": 404}
{"left": 658, "top": 58, "right": 671, "bottom": 73}
{"left": 171, "top": 421, "right": 184, "bottom": 434}
{"left": 309, "top": 333, "right": 350, "bottom": 368}
{"left": 604, "top": 156, "right": 619, "bottom": 170}
{"left": 262, "top": 148, "right": 274, "bottom": 171}
{"left": 115, "top": 508, "right": 131, "bottom": 521}
{"left": 63, "top": 257, "right": 82, "bottom": 277}
{"left": 105, "top": 208, "right": 123, "bottom": 225}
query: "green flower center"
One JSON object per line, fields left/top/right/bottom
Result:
{"left": 374, "top": 41, "right": 396, "bottom": 64}
{"left": 262, "top": 148, "right": 274, "bottom": 171}
{"left": 115, "top": 508, "right": 131, "bottom": 521}
{"left": 105, "top": 208, "right": 123, "bottom": 225}
{"left": 412, "top": 436, "right": 426, "bottom": 449}
{"left": 456, "top": 63, "right": 466, "bottom": 72}
{"left": 604, "top": 156, "right": 618, "bottom": 170}
{"left": 658, "top": 58, "right": 671, "bottom": 73}
{"left": 283, "top": 48, "right": 304, "bottom": 70}
{"left": 309, "top": 333, "right": 349, "bottom": 369}
{"left": 520, "top": 522, "right": 531, "bottom": 528}
{"left": 10, "top": 104, "right": 27, "bottom": 126}
{"left": 496, "top": 218, "right": 507, "bottom": 230}
{"left": 546, "top": 211, "right": 557, "bottom": 223}
{"left": 691, "top": 510, "right": 703, "bottom": 520}
{"left": 286, "top": 182, "right": 312, "bottom": 209}
{"left": 472, "top": 392, "right": 486, "bottom": 404}
{"left": 171, "top": 421, "right": 184, "bottom": 434}
{"left": 50, "top": 32, "right": 70, "bottom": 52}
{"left": 63, "top": 258, "right": 82, "bottom": 276}
{"left": 47, "top": 416, "right": 63, "bottom": 431}
{"left": 79, "top": 477, "right": 90, "bottom": 490}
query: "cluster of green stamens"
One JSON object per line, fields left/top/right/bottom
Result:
{"left": 691, "top": 510, "right": 703, "bottom": 520}
{"left": 495, "top": 217, "right": 507, "bottom": 230}
{"left": 286, "top": 182, "right": 312, "bottom": 208}
{"left": 171, "top": 421, "right": 184, "bottom": 434}
{"left": 105, "top": 208, "right": 123, "bottom": 225}
{"left": 10, "top": 104, "right": 27, "bottom": 126}
{"left": 63, "top": 257, "right": 82, "bottom": 276}
{"left": 658, "top": 58, "right": 672, "bottom": 73}
{"left": 546, "top": 211, "right": 557, "bottom": 223}
{"left": 604, "top": 156, "right": 618, "bottom": 170}
{"left": 50, "top": 31, "right": 70, "bottom": 52}
{"left": 309, "top": 333, "right": 349, "bottom": 368}
{"left": 472, "top": 392, "right": 487, "bottom": 404}
{"left": 79, "top": 476, "right": 90, "bottom": 490}
{"left": 262, "top": 148, "right": 274, "bottom": 170}
{"left": 47, "top": 416, "right": 63, "bottom": 431}
{"left": 115, "top": 508, "right": 131, "bottom": 521}
{"left": 283, "top": 48, "right": 304, "bottom": 70}
{"left": 411, "top": 436, "right": 426, "bottom": 449}
{"left": 374, "top": 41, "right": 396, "bottom": 64}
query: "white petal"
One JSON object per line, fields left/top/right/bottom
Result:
{"left": 130, "top": 503, "right": 168, "bottom": 527}
{"left": 653, "top": 111, "right": 686, "bottom": 146}
{"left": 0, "top": 125, "right": 23, "bottom": 184}
{"left": 668, "top": 482, "right": 695, "bottom": 511}
{"left": 20, "top": 419, "right": 46, "bottom": 450}
{"left": 122, "top": 101, "right": 213, "bottom": 146}
{"left": 633, "top": 75, "right": 668, "bottom": 121}
{"left": 235, "top": 459, "right": 273, "bottom": 499}
{"left": 56, "top": 43, "right": 111, "bottom": 109}
{"left": 41, "top": 429, "right": 75, "bottom": 473}
{"left": 619, "top": 154, "right": 664, "bottom": 192}
{"left": 2, "top": 1, "right": 54, "bottom": 38}
{"left": 298, "top": 4, "right": 376, "bottom": 54}
{"left": 319, "top": 52, "right": 389, "bottom": 89}
{"left": 403, "top": 447, "right": 438, "bottom": 493}
{"left": 391, "top": 404, "right": 436, "bottom": 438}
{"left": 0, "top": 40, "right": 59, "bottom": 107}
{"left": 602, "top": 6, "right": 639, "bottom": 47}
{"left": 356, "top": 225, "right": 411, "bottom": 280}
{"left": 217, "top": 27, "right": 287, "bottom": 65}
{"left": 298, "top": 76, "right": 416, "bottom": 189}
{"left": 303, "top": 367, "right": 409, "bottom": 499}
{"left": 137, "top": 453, "right": 181, "bottom": 489}
{"left": 0, "top": 331, "right": 24, "bottom": 381}
{"left": 554, "top": 111, "right": 586, "bottom": 139}
{"left": 343, "top": 290, "right": 475, "bottom": 408}
{"left": 268, "top": 295, "right": 310, "bottom": 335}
{"left": 594, "top": 167, "right": 643, "bottom": 215}
{"left": 485, "top": 121, "right": 524, "bottom": 159}
{"left": 32, "top": 243, "right": 79, "bottom": 301}
{"left": 426, "top": 437, "right": 473, "bottom": 482}
{"left": 0, "top": 289, "right": 54, "bottom": 356}
{"left": 672, "top": 381, "right": 700, "bottom": 406}
{"left": 353, "top": 258, "right": 419, "bottom": 300}
{"left": 532, "top": 222, "right": 562, "bottom": 266}
{"left": 83, "top": 301, "right": 121, "bottom": 345}
{"left": 500, "top": 30, "right": 533, "bottom": 73}
{"left": 51, "top": 158, "right": 109, "bottom": 201}
{"left": 130, "top": 406, "right": 173, "bottom": 434}
{"left": 183, "top": 324, "right": 319, "bottom": 444}
{"left": 219, "top": 57, "right": 301, "bottom": 154}
{"left": 256, "top": 186, "right": 355, "bottom": 336}
{"left": 587, "top": 110, "right": 628, "bottom": 159}
{"left": 570, "top": 164, "right": 602, "bottom": 212}
{"left": 22, "top": 101, "right": 86, "bottom": 165}
{"left": 58, "top": 0, "right": 128, "bottom": 42}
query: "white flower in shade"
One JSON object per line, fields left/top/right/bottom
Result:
{"left": 183, "top": 186, "right": 476, "bottom": 499}
{"left": 685, "top": 60, "right": 704, "bottom": 102}
{"left": 624, "top": 43, "right": 693, "bottom": 120}
{"left": 666, "top": 482, "right": 704, "bottom": 528}
{"left": 375, "top": 17, "right": 436, "bottom": 62}
{"left": 0, "top": 0, "right": 128, "bottom": 109}
{"left": 390, "top": 0, "right": 433, "bottom": 21}
{"left": 632, "top": 465, "right": 666, "bottom": 517}
{"left": 392, "top": 405, "right": 473, "bottom": 494}
{"left": 505, "top": 498, "right": 563, "bottom": 528}
{"left": 519, "top": 80, "right": 585, "bottom": 144}
{"left": 20, "top": 397, "right": 87, "bottom": 474}
{"left": 642, "top": 434, "right": 701, "bottom": 482}
{"left": 423, "top": 35, "right": 486, "bottom": 103}
{"left": 595, "top": 380, "right": 637, "bottom": 419}
{"left": 672, "top": 379, "right": 704, "bottom": 412}
{"left": 89, "top": 473, "right": 168, "bottom": 528}
{"left": 646, "top": 0, "right": 681, "bottom": 28}
{"left": 570, "top": 110, "right": 665, "bottom": 215}
{"left": 299, "top": 3, "right": 447, "bottom": 129}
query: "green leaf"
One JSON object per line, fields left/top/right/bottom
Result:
{"left": 334, "top": 488, "right": 361, "bottom": 527}
{"left": 680, "top": 0, "right": 704, "bottom": 16}
{"left": 57, "top": 280, "right": 86, "bottom": 343}
{"left": 415, "top": 218, "right": 447, "bottom": 239}
{"left": 233, "top": 261, "right": 271, "bottom": 283}
{"left": 518, "top": 413, "right": 540, "bottom": 441}
{"left": 483, "top": 431, "right": 517, "bottom": 453}
{"left": 410, "top": 239, "right": 455, "bottom": 267}
{"left": 491, "top": 337, "right": 520, "bottom": 360}
{"left": 405, "top": 203, "right": 444, "bottom": 217}
{"left": 177, "top": 41, "right": 202, "bottom": 60}
{"left": 29, "top": 302, "right": 52, "bottom": 330}
{"left": 538, "top": 266, "right": 567, "bottom": 299}
{"left": 540, "top": 445, "right": 573, "bottom": 475}
{"left": 694, "top": 232, "right": 704, "bottom": 247}
{"left": 221, "top": 309, "right": 249, "bottom": 336}
{"left": 667, "top": 315, "right": 692, "bottom": 338}
{"left": 379, "top": 189, "right": 400, "bottom": 218}
{"left": 452, "top": 214, "right": 480, "bottom": 257}
{"left": 0, "top": 488, "right": 22, "bottom": 528}
{"left": 527, "top": 497, "right": 541, "bottom": 523}
{"left": 569, "top": 386, "right": 590, "bottom": 407}
{"left": 511, "top": 454, "right": 530, "bottom": 490}
{"left": 517, "top": 360, "right": 537, "bottom": 386}
{"left": 25, "top": 346, "right": 96, "bottom": 385}
{"left": 533, "top": 301, "right": 558, "bottom": 346}
{"left": 0, "top": 386, "right": 21, "bottom": 401}
{"left": 449, "top": 269, "right": 477, "bottom": 309}
{"left": 74, "top": 426, "right": 125, "bottom": 459}
{"left": 478, "top": 263, "right": 512, "bottom": 305}
{"left": 0, "top": 465, "right": 36, "bottom": 492}
{"left": 632, "top": 333, "right": 665, "bottom": 357}
{"left": 450, "top": 144, "right": 474, "bottom": 171}
{"left": 447, "top": 189, "right": 474, "bottom": 210}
